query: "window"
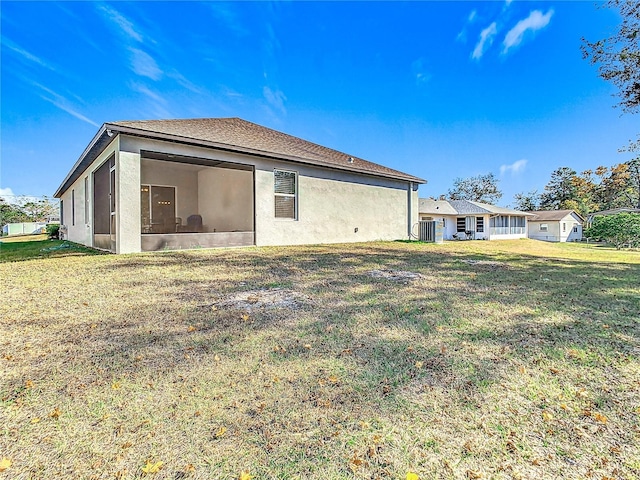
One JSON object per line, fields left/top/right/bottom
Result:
{"left": 476, "top": 217, "right": 484, "bottom": 233}
{"left": 490, "top": 216, "right": 509, "bottom": 228}
{"left": 141, "top": 185, "right": 177, "bottom": 233}
{"left": 421, "top": 216, "right": 433, "bottom": 221}
{"left": 540, "top": 223, "right": 548, "bottom": 232}
{"left": 562, "top": 222, "right": 566, "bottom": 232}
{"left": 71, "top": 189, "right": 75, "bottom": 226}
{"left": 511, "top": 216, "right": 525, "bottom": 228}
{"left": 456, "top": 217, "right": 466, "bottom": 232}
{"left": 573, "top": 225, "right": 578, "bottom": 233}
{"left": 60, "top": 200, "right": 64, "bottom": 225}
{"left": 274, "top": 169, "right": 297, "bottom": 219}
{"left": 84, "top": 176, "right": 89, "bottom": 223}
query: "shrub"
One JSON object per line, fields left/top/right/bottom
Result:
{"left": 46, "top": 224, "right": 60, "bottom": 240}
{"left": 585, "top": 213, "right": 640, "bottom": 249}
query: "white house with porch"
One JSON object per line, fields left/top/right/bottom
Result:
{"left": 418, "top": 199, "right": 531, "bottom": 240}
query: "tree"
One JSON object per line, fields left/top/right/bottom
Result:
{"left": 539, "top": 167, "right": 578, "bottom": 210}
{"left": 17, "top": 196, "right": 58, "bottom": 222}
{"left": 581, "top": 0, "right": 640, "bottom": 114}
{"left": 585, "top": 212, "right": 640, "bottom": 248}
{"left": 447, "top": 173, "right": 502, "bottom": 204}
{"left": 0, "top": 197, "right": 29, "bottom": 227}
{"left": 512, "top": 190, "right": 540, "bottom": 211}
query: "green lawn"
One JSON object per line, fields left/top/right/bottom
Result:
{"left": 1, "top": 239, "right": 638, "bottom": 479}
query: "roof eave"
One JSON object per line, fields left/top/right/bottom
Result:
{"left": 54, "top": 124, "right": 109, "bottom": 198}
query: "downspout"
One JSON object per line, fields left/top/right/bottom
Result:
{"left": 407, "top": 182, "right": 413, "bottom": 239}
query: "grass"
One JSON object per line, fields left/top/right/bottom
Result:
{"left": 0, "top": 235, "right": 101, "bottom": 263}
{"left": 1, "top": 239, "right": 639, "bottom": 479}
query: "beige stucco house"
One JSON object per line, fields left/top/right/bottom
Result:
{"left": 527, "top": 210, "right": 584, "bottom": 242}
{"left": 418, "top": 199, "right": 531, "bottom": 240}
{"left": 54, "top": 118, "right": 424, "bottom": 253}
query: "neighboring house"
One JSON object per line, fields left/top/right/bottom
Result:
{"left": 527, "top": 210, "right": 584, "bottom": 242}
{"left": 418, "top": 199, "right": 531, "bottom": 240}
{"left": 54, "top": 118, "right": 425, "bottom": 253}
{"left": 2, "top": 222, "right": 47, "bottom": 236}
{"left": 586, "top": 207, "right": 640, "bottom": 228}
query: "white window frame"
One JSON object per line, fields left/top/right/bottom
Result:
{"left": 540, "top": 223, "right": 548, "bottom": 232}
{"left": 274, "top": 169, "right": 298, "bottom": 220}
{"left": 71, "top": 189, "right": 76, "bottom": 226}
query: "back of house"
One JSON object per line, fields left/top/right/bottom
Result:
{"left": 54, "top": 118, "right": 425, "bottom": 253}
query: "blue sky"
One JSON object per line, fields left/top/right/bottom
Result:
{"left": 1, "top": 1, "right": 637, "bottom": 206}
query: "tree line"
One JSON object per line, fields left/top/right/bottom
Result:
{"left": 0, "top": 196, "right": 59, "bottom": 227}
{"left": 514, "top": 159, "right": 640, "bottom": 215}
{"left": 442, "top": 158, "right": 640, "bottom": 218}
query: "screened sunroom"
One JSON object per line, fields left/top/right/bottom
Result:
{"left": 139, "top": 152, "right": 254, "bottom": 251}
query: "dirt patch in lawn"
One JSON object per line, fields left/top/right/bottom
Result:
{"left": 215, "top": 288, "right": 309, "bottom": 311}
{"left": 367, "top": 269, "right": 423, "bottom": 282}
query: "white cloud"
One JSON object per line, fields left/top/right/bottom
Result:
{"left": 97, "top": 4, "right": 143, "bottom": 42}
{"left": 129, "top": 48, "right": 162, "bottom": 80}
{"left": 472, "top": 22, "right": 498, "bottom": 60}
{"left": 502, "top": 10, "right": 554, "bottom": 55}
{"left": 2, "top": 37, "right": 56, "bottom": 71}
{"left": 500, "top": 159, "right": 528, "bottom": 176}
{"left": 0, "top": 187, "right": 16, "bottom": 198}
{"left": 208, "top": 3, "right": 249, "bottom": 36}
{"left": 30, "top": 82, "right": 99, "bottom": 127}
{"left": 411, "top": 58, "right": 431, "bottom": 86}
{"left": 456, "top": 9, "right": 478, "bottom": 43}
{"left": 130, "top": 82, "right": 165, "bottom": 103}
{"left": 263, "top": 86, "right": 286, "bottom": 115}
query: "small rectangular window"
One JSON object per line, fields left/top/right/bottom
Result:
{"left": 562, "top": 222, "right": 566, "bottom": 232}
{"left": 476, "top": 217, "right": 484, "bottom": 233}
{"left": 84, "top": 176, "right": 89, "bottom": 223}
{"left": 60, "top": 200, "right": 64, "bottom": 225}
{"left": 456, "top": 217, "right": 466, "bottom": 232}
{"left": 274, "top": 169, "right": 297, "bottom": 219}
{"left": 72, "top": 189, "right": 75, "bottom": 226}
{"left": 573, "top": 225, "right": 578, "bottom": 233}
{"left": 540, "top": 223, "right": 548, "bottom": 232}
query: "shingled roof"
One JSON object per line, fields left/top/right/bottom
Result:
{"left": 419, "top": 199, "right": 532, "bottom": 216}
{"left": 528, "top": 210, "right": 584, "bottom": 222}
{"left": 55, "top": 118, "right": 424, "bottom": 197}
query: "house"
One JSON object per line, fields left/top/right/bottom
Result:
{"left": 527, "top": 210, "right": 584, "bottom": 242}
{"left": 418, "top": 199, "right": 531, "bottom": 240}
{"left": 54, "top": 118, "right": 425, "bottom": 253}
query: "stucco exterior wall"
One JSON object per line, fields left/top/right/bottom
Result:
{"left": 255, "top": 165, "right": 413, "bottom": 246}
{"left": 117, "top": 151, "right": 141, "bottom": 254}
{"left": 60, "top": 136, "right": 120, "bottom": 248}
{"left": 118, "top": 135, "right": 415, "bottom": 248}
